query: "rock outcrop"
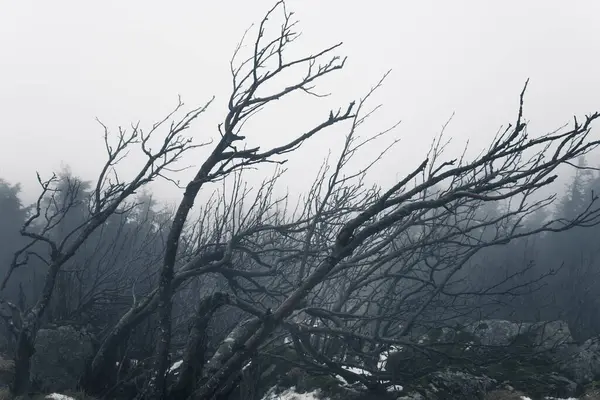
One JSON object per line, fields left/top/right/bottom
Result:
{"left": 30, "top": 326, "right": 95, "bottom": 392}
{"left": 0, "top": 354, "right": 14, "bottom": 388}
{"left": 263, "top": 319, "right": 600, "bottom": 400}
{"left": 558, "top": 336, "right": 600, "bottom": 385}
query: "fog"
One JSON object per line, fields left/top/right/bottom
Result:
{"left": 2, "top": 2, "right": 600, "bottom": 398}
{"left": 2, "top": 0, "right": 599, "bottom": 204}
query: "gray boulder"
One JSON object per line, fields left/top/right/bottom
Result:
{"left": 415, "top": 369, "right": 497, "bottom": 400}
{"left": 467, "top": 320, "right": 530, "bottom": 347}
{"left": 528, "top": 320, "right": 574, "bottom": 350}
{"left": 558, "top": 336, "right": 600, "bottom": 384}
{"left": 31, "top": 325, "right": 95, "bottom": 392}
{"left": 0, "top": 354, "right": 14, "bottom": 388}
{"left": 466, "top": 319, "right": 573, "bottom": 353}
{"left": 509, "top": 372, "right": 578, "bottom": 399}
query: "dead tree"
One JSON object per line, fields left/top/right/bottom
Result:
{"left": 137, "top": 2, "right": 356, "bottom": 398}
{"left": 0, "top": 97, "right": 213, "bottom": 396}
{"left": 5, "top": 1, "right": 600, "bottom": 399}
{"left": 185, "top": 59, "right": 600, "bottom": 400}
{"left": 102, "top": 2, "right": 600, "bottom": 399}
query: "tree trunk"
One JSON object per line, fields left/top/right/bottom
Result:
{"left": 144, "top": 138, "right": 231, "bottom": 399}
{"left": 191, "top": 322, "right": 271, "bottom": 400}
{"left": 85, "top": 249, "right": 227, "bottom": 396}
{"left": 191, "top": 250, "right": 346, "bottom": 399}
{"left": 11, "top": 329, "right": 35, "bottom": 396}
{"left": 168, "top": 293, "right": 228, "bottom": 400}
{"left": 11, "top": 260, "right": 63, "bottom": 396}
{"left": 143, "top": 272, "right": 175, "bottom": 400}
{"left": 84, "top": 325, "right": 132, "bottom": 395}
{"left": 85, "top": 300, "right": 155, "bottom": 395}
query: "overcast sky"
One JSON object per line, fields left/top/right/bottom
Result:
{"left": 1, "top": 0, "right": 599, "bottom": 206}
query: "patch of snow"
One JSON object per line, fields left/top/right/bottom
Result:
{"left": 387, "top": 384, "right": 404, "bottom": 392}
{"left": 377, "top": 356, "right": 387, "bottom": 371}
{"left": 243, "top": 361, "right": 252, "bottom": 371}
{"left": 46, "top": 394, "right": 76, "bottom": 400}
{"left": 262, "top": 386, "right": 322, "bottom": 400}
{"left": 224, "top": 337, "right": 235, "bottom": 343}
{"left": 377, "top": 345, "right": 404, "bottom": 371}
{"left": 169, "top": 359, "right": 183, "bottom": 372}
{"left": 529, "top": 397, "right": 580, "bottom": 400}
{"left": 543, "top": 398, "right": 579, "bottom": 400}
{"left": 341, "top": 365, "right": 371, "bottom": 376}
{"left": 331, "top": 372, "right": 369, "bottom": 390}
{"left": 334, "top": 374, "right": 348, "bottom": 385}
{"left": 116, "top": 359, "right": 139, "bottom": 368}
{"left": 283, "top": 336, "right": 292, "bottom": 345}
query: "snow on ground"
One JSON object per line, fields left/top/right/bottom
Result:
{"left": 261, "top": 384, "right": 580, "bottom": 400}
{"left": 331, "top": 373, "right": 367, "bottom": 389}
{"left": 386, "top": 384, "right": 404, "bottom": 392}
{"left": 45, "top": 394, "right": 76, "bottom": 400}
{"left": 519, "top": 397, "right": 579, "bottom": 400}
{"left": 340, "top": 365, "right": 371, "bottom": 376}
{"left": 377, "top": 345, "right": 403, "bottom": 370}
{"left": 333, "top": 374, "right": 348, "bottom": 385}
{"left": 262, "top": 386, "right": 322, "bottom": 400}
{"left": 168, "top": 359, "right": 183, "bottom": 373}
{"left": 335, "top": 365, "right": 403, "bottom": 393}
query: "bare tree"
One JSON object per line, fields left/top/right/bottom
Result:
{"left": 136, "top": 1, "right": 359, "bottom": 397}
{"left": 0, "top": 97, "right": 213, "bottom": 395}
{"left": 4, "top": 1, "right": 600, "bottom": 399}
{"left": 157, "top": 4, "right": 600, "bottom": 400}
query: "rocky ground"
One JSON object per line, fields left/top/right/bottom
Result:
{"left": 240, "top": 319, "right": 600, "bottom": 400}
{"left": 1, "top": 319, "right": 600, "bottom": 399}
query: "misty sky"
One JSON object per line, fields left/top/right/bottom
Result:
{"left": 1, "top": 1, "right": 599, "bottom": 206}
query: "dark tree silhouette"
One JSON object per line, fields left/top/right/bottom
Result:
{"left": 1, "top": 1, "right": 600, "bottom": 399}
